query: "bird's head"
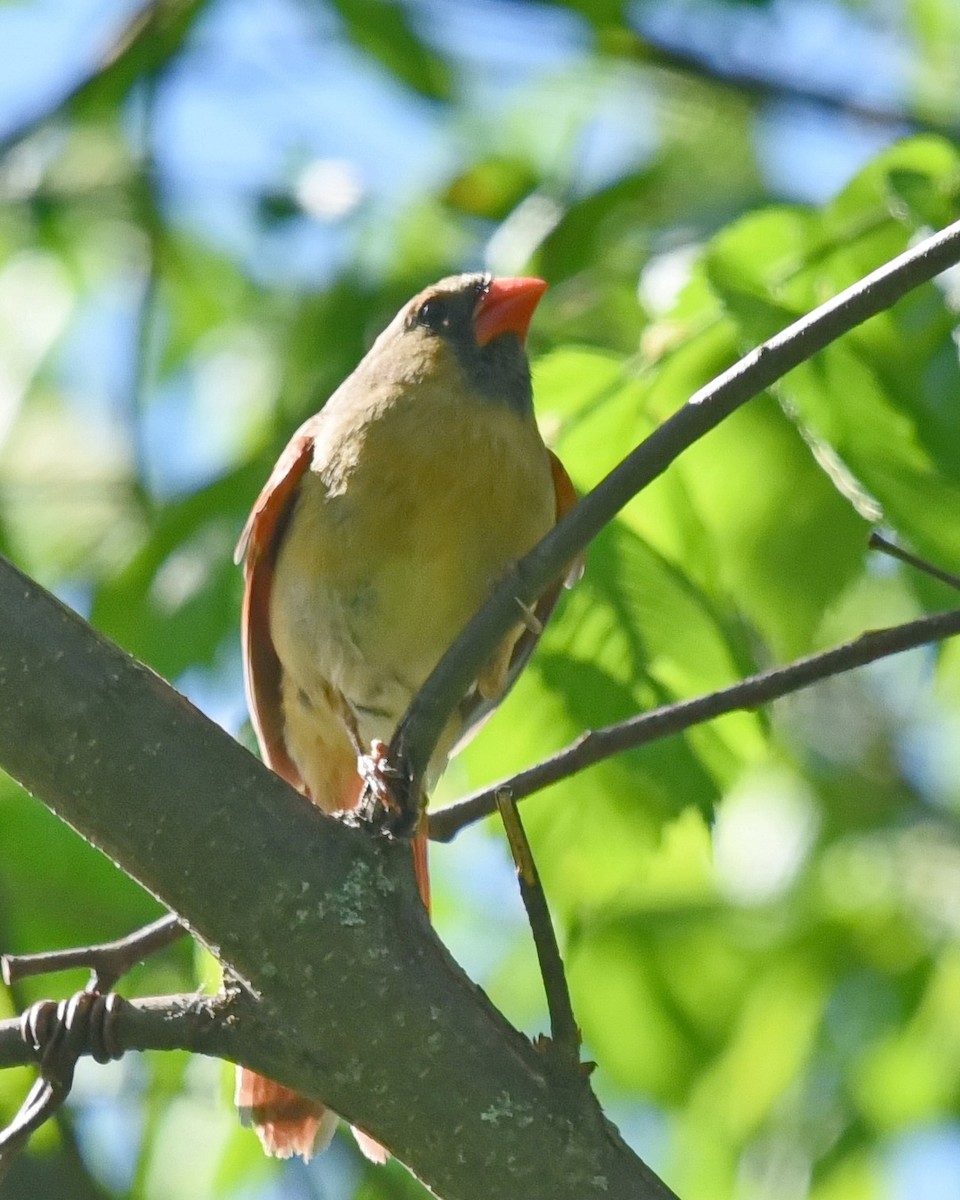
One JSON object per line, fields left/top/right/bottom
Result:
{"left": 376, "top": 273, "right": 547, "bottom": 415}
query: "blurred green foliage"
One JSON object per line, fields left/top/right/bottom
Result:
{"left": 3, "top": 1, "right": 960, "bottom": 1198}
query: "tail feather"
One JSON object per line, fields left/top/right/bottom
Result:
{"left": 235, "top": 1069, "right": 337, "bottom": 1160}
{"left": 237, "top": 824, "right": 429, "bottom": 1163}
{"left": 353, "top": 1128, "right": 391, "bottom": 1164}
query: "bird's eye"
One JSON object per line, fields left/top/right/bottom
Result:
{"left": 415, "top": 297, "right": 451, "bottom": 334}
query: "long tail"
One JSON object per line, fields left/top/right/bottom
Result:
{"left": 235, "top": 823, "right": 429, "bottom": 1162}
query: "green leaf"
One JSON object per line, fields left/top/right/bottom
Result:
{"left": 330, "top": 0, "right": 452, "bottom": 102}
{"left": 91, "top": 466, "right": 255, "bottom": 676}
{"left": 443, "top": 156, "right": 541, "bottom": 221}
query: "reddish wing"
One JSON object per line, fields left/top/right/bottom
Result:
{"left": 235, "top": 419, "right": 320, "bottom": 791}
{"left": 548, "top": 449, "right": 583, "bottom": 587}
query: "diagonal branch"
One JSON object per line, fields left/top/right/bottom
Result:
{"left": 869, "top": 532, "right": 960, "bottom": 593}
{"left": 0, "top": 552, "right": 676, "bottom": 1200}
{"left": 393, "top": 217, "right": 960, "bottom": 804}
{"left": 634, "top": 23, "right": 959, "bottom": 140}
{"left": 429, "top": 605, "right": 960, "bottom": 842}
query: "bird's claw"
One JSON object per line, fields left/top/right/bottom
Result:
{"left": 356, "top": 740, "right": 420, "bottom": 839}
{"left": 358, "top": 740, "right": 401, "bottom": 809}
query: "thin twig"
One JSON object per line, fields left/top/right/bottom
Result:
{"left": 869, "top": 531, "right": 960, "bottom": 593}
{"left": 495, "top": 790, "right": 580, "bottom": 1071}
{"left": 635, "top": 21, "right": 959, "bottom": 140}
{"left": 0, "top": 906, "right": 100, "bottom": 1192}
{"left": 2, "top": 913, "right": 185, "bottom": 994}
{"left": 394, "top": 218, "right": 960, "bottom": 817}
{"left": 0, "top": 992, "right": 126, "bottom": 1179}
{"left": 430, "top": 605, "right": 960, "bottom": 842}
{"left": 0, "top": 992, "right": 233, "bottom": 1072}
{"left": 0, "top": 988, "right": 233, "bottom": 1178}
{"left": 0, "top": 908, "right": 186, "bottom": 1172}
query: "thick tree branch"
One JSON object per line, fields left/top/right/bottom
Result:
{"left": 394, "top": 217, "right": 960, "bottom": 800}
{"left": 0, "top": 553, "right": 675, "bottom": 1200}
{"left": 430, "top": 606, "right": 960, "bottom": 842}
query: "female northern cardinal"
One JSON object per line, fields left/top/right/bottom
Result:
{"left": 234, "top": 273, "right": 576, "bottom": 1161}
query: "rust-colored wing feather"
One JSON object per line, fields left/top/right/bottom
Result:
{"left": 235, "top": 418, "right": 399, "bottom": 1164}
{"left": 235, "top": 420, "right": 319, "bottom": 791}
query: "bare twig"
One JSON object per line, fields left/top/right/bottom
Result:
{"left": 2, "top": 913, "right": 185, "bottom": 993}
{"left": 430, "top": 605, "right": 960, "bottom": 842}
{"left": 869, "top": 531, "right": 960, "bottom": 593}
{"left": 495, "top": 791, "right": 580, "bottom": 1071}
{"left": 0, "top": 913, "right": 187, "bottom": 1173}
{"left": 394, "top": 218, "right": 960, "bottom": 816}
{"left": 0, "top": 988, "right": 238, "bottom": 1176}
{"left": 0, "top": 992, "right": 126, "bottom": 1179}
{"left": 0, "top": 910, "right": 101, "bottom": 1192}
{"left": 0, "top": 992, "right": 234, "bottom": 1073}
{"left": 634, "top": 21, "right": 958, "bottom": 140}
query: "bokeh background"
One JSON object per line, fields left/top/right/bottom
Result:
{"left": 3, "top": 1, "right": 960, "bottom": 1197}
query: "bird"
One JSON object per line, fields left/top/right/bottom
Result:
{"left": 233, "top": 272, "right": 577, "bottom": 1162}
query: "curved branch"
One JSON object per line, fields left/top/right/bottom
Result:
{"left": 395, "top": 217, "right": 960, "bottom": 797}
{"left": 430, "top": 606, "right": 960, "bottom": 843}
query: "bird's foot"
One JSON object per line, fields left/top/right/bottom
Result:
{"left": 356, "top": 741, "right": 420, "bottom": 839}
{"left": 357, "top": 740, "right": 401, "bottom": 811}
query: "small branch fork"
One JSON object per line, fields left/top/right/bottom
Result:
{"left": 0, "top": 913, "right": 186, "bottom": 1176}
{"left": 0, "top": 993, "right": 125, "bottom": 1178}
{"left": 441, "top": 534, "right": 960, "bottom": 1099}
{"left": 2, "top": 913, "right": 185, "bottom": 993}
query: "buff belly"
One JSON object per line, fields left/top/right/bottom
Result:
{"left": 268, "top": 392, "right": 555, "bottom": 805}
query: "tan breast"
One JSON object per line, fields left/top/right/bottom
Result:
{"left": 269, "top": 381, "right": 555, "bottom": 771}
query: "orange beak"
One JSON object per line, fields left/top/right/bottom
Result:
{"left": 473, "top": 277, "right": 547, "bottom": 347}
